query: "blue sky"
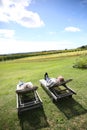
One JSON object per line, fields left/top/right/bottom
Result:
{"left": 0, "top": 0, "right": 87, "bottom": 54}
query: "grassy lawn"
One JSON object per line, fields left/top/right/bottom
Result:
{"left": 0, "top": 52, "right": 87, "bottom": 130}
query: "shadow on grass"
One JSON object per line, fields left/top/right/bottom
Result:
{"left": 55, "top": 98, "right": 87, "bottom": 119}
{"left": 19, "top": 107, "right": 49, "bottom": 130}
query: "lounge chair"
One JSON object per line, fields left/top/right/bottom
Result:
{"left": 39, "top": 73, "right": 76, "bottom": 102}
{"left": 16, "top": 81, "right": 42, "bottom": 116}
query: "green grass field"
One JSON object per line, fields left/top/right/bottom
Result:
{"left": 0, "top": 51, "right": 87, "bottom": 130}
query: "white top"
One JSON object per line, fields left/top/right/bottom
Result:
{"left": 40, "top": 78, "right": 57, "bottom": 87}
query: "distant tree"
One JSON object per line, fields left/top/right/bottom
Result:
{"left": 81, "top": 46, "right": 85, "bottom": 49}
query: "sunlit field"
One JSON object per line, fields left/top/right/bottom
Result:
{"left": 0, "top": 51, "right": 87, "bottom": 130}
{"left": 16, "top": 50, "right": 87, "bottom": 62}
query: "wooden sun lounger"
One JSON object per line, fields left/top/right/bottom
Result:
{"left": 39, "top": 79, "right": 76, "bottom": 102}
{"left": 16, "top": 84, "right": 42, "bottom": 116}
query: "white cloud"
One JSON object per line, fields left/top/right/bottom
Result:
{"left": 64, "top": 26, "right": 80, "bottom": 32}
{"left": 0, "top": 29, "right": 15, "bottom": 38}
{"left": 0, "top": 0, "right": 44, "bottom": 28}
{"left": 49, "top": 31, "right": 57, "bottom": 35}
{"left": 81, "top": 0, "right": 87, "bottom": 5}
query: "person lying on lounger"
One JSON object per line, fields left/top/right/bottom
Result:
{"left": 17, "top": 81, "right": 33, "bottom": 90}
{"left": 44, "top": 72, "right": 65, "bottom": 87}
